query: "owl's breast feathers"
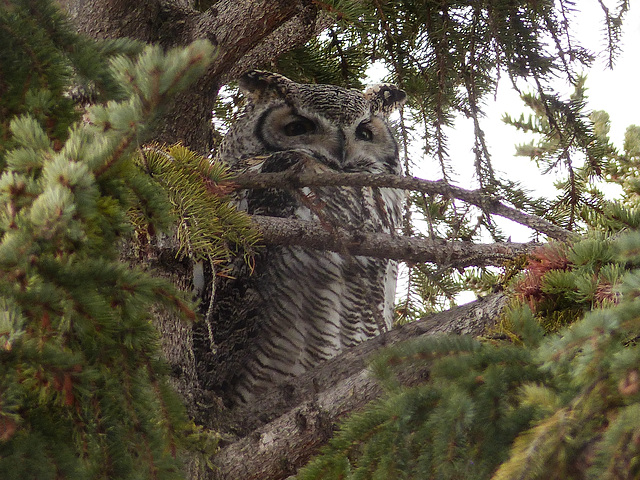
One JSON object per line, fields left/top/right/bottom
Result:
{"left": 195, "top": 72, "right": 405, "bottom": 405}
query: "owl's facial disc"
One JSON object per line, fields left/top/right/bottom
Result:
{"left": 256, "top": 104, "right": 399, "bottom": 174}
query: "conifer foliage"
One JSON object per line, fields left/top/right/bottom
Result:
{"left": 136, "top": 145, "right": 259, "bottom": 262}
{"left": 0, "top": 2, "right": 218, "bottom": 478}
{"left": 297, "top": 230, "right": 640, "bottom": 479}
{"left": 511, "top": 235, "right": 623, "bottom": 332}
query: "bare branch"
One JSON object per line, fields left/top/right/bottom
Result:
{"left": 251, "top": 215, "right": 538, "bottom": 268}
{"left": 154, "top": 0, "right": 320, "bottom": 151}
{"left": 232, "top": 167, "right": 575, "bottom": 241}
{"left": 187, "top": 1, "right": 316, "bottom": 80}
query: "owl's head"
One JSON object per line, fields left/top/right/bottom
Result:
{"left": 219, "top": 71, "right": 406, "bottom": 175}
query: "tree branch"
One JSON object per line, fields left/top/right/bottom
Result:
{"left": 208, "top": 293, "right": 508, "bottom": 480}
{"left": 251, "top": 215, "right": 538, "bottom": 268}
{"left": 233, "top": 168, "right": 574, "bottom": 242}
{"left": 186, "top": 0, "right": 316, "bottom": 80}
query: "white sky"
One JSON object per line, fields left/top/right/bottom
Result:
{"left": 476, "top": 2, "right": 640, "bottom": 202}
{"left": 379, "top": 2, "right": 640, "bottom": 243}
{"left": 376, "top": 2, "right": 640, "bottom": 305}
{"left": 465, "top": 3, "right": 637, "bottom": 239}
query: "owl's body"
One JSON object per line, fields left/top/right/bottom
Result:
{"left": 196, "top": 72, "right": 406, "bottom": 405}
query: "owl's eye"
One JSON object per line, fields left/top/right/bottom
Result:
{"left": 355, "top": 122, "right": 374, "bottom": 141}
{"left": 283, "top": 117, "right": 316, "bottom": 136}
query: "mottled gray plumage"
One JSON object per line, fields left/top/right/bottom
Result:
{"left": 195, "top": 71, "right": 406, "bottom": 405}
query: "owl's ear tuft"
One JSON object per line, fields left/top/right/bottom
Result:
{"left": 365, "top": 84, "right": 407, "bottom": 116}
{"left": 239, "top": 70, "right": 297, "bottom": 104}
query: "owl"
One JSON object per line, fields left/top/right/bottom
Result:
{"left": 194, "top": 71, "right": 406, "bottom": 406}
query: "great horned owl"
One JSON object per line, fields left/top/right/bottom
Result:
{"left": 195, "top": 71, "right": 406, "bottom": 405}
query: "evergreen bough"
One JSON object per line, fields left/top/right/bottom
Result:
{"left": 135, "top": 144, "right": 259, "bottom": 262}
{"left": 298, "top": 230, "right": 640, "bottom": 479}
{"left": 0, "top": 1, "right": 228, "bottom": 478}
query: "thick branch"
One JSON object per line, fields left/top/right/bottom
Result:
{"left": 251, "top": 215, "right": 538, "bottom": 268}
{"left": 205, "top": 2, "right": 326, "bottom": 83}
{"left": 233, "top": 168, "right": 574, "bottom": 241}
{"left": 186, "top": 1, "right": 316, "bottom": 80}
{"left": 210, "top": 293, "right": 508, "bottom": 480}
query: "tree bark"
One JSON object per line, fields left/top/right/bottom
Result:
{"left": 232, "top": 165, "right": 574, "bottom": 242}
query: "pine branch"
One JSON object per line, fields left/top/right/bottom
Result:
{"left": 231, "top": 158, "right": 574, "bottom": 241}
{"left": 251, "top": 215, "right": 538, "bottom": 268}
{"left": 0, "top": 8, "right": 217, "bottom": 475}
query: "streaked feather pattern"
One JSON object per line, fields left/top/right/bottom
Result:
{"left": 194, "top": 71, "right": 406, "bottom": 405}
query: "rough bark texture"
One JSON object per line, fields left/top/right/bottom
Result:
{"left": 252, "top": 215, "right": 538, "bottom": 268}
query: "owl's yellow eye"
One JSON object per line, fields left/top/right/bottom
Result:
{"left": 355, "top": 122, "right": 374, "bottom": 141}
{"left": 283, "top": 117, "right": 316, "bottom": 136}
